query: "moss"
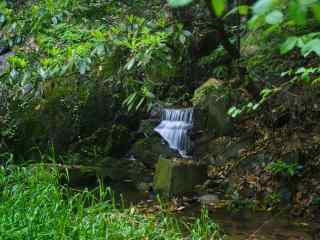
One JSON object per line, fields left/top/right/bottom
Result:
{"left": 130, "top": 134, "right": 177, "bottom": 167}
{"left": 193, "top": 78, "right": 233, "bottom": 136}
{"left": 154, "top": 158, "right": 207, "bottom": 195}
{"left": 192, "top": 78, "right": 224, "bottom": 106}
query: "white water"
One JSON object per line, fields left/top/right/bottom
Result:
{"left": 154, "top": 108, "right": 193, "bottom": 158}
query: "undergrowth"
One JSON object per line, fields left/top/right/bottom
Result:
{"left": 0, "top": 164, "right": 227, "bottom": 240}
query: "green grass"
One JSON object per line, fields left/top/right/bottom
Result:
{"left": 0, "top": 165, "right": 227, "bottom": 240}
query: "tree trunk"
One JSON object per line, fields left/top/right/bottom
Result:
{"left": 204, "top": 0, "right": 240, "bottom": 58}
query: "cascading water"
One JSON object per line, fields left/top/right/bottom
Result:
{"left": 154, "top": 108, "right": 193, "bottom": 158}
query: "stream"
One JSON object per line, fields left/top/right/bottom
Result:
{"left": 106, "top": 180, "right": 317, "bottom": 240}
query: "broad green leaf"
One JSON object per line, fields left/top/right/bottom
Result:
{"left": 123, "top": 92, "right": 137, "bottom": 106}
{"left": 79, "top": 61, "right": 87, "bottom": 75}
{"left": 179, "top": 34, "right": 186, "bottom": 44}
{"left": 248, "top": 15, "right": 265, "bottom": 29}
{"left": 238, "top": 5, "right": 249, "bottom": 15}
{"left": 227, "top": 106, "right": 236, "bottom": 115}
{"left": 38, "top": 68, "right": 47, "bottom": 80}
{"left": 95, "top": 44, "right": 105, "bottom": 57}
{"left": 265, "top": 10, "right": 283, "bottom": 25}
{"left": 167, "top": 0, "right": 193, "bottom": 7}
{"left": 312, "top": 3, "right": 320, "bottom": 22}
{"left": 183, "top": 30, "right": 192, "bottom": 37}
{"left": 295, "top": 67, "right": 307, "bottom": 74}
{"left": 260, "top": 88, "right": 272, "bottom": 97}
{"left": 252, "top": 0, "right": 275, "bottom": 15}
{"left": 247, "top": 102, "right": 253, "bottom": 108}
{"left": 126, "top": 57, "right": 136, "bottom": 70}
{"left": 135, "top": 97, "right": 145, "bottom": 110}
{"left": 253, "top": 103, "right": 260, "bottom": 110}
{"left": 280, "top": 37, "right": 298, "bottom": 54}
{"left": 0, "top": 15, "right": 5, "bottom": 24}
{"left": 301, "top": 39, "right": 320, "bottom": 56}
{"left": 288, "top": 1, "right": 307, "bottom": 25}
{"left": 211, "top": 0, "right": 226, "bottom": 17}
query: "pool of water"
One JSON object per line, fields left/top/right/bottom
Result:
{"left": 181, "top": 207, "right": 315, "bottom": 240}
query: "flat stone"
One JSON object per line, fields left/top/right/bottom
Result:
{"left": 153, "top": 158, "right": 207, "bottom": 195}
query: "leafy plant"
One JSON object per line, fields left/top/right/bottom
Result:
{"left": 188, "top": 208, "right": 228, "bottom": 240}
{"left": 266, "top": 160, "right": 301, "bottom": 177}
{"left": 168, "top": 0, "right": 227, "bottom": 17}
{"left": 264, "top": 192, "right": 281, "bottom": 209}
{"left": 227, "top": 191, "right": 257, "bottom": 213}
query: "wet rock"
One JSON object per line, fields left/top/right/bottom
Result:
{"left": 198, "top": 194, "right": 219, "bottom": 205}
{"left": 153, "top": 158, "right": 207, "bottom": 195}
{"left": 130, "top": 120, "right": 178, "bottom": 167}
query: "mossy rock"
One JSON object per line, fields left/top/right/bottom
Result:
{"left": 193, "top": 78, "right": 233, "bottom": 137}
{"left": 130, "top": 119, "right": 178, "bottom": 167}
{"left": 154, "top": 158, "right": 207, "bottom": 195}
{"left": 130, "top": 135, "right": 177, "bottom": 167}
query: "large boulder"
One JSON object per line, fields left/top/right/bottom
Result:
{"left": 153, "top": 158, "right": 207, "bottom": 195}
{"left": 98, "top": 157, "right": 148, "bottom": 182}
{"left": 192, "top": 78, "right": 233, "bottom": 137}
{"left": 130, "top": 119, "right": 178, "bottom": 167}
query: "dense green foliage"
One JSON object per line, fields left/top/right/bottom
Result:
{"left": 1, "top": 0, "right": 320, "bottom": 228}
{"left": 0, "top": 0, "right": 193, "bottom": 158}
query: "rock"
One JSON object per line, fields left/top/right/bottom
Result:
{"left": 136, "top": 182, "right": 153, "bottom": 192}
{"left": 194, "top": 136, "right": 252, "bottom": 165}
{"left": 137, "top": 119, "right": 160, "bottom": 137}
{"left": 149, "top": 103, "right": 162, "bottom": 119}
{"left": 193, "top": 78, "right": 233, "bottom": 137}
{"left": 41, "top": 156, "right": 150, "bottom": 186}
{"left": 153, "top": 158, "right": 207, "bottom": 195}
{"left": 97, "top": 157, "right": 148, "bottom": 182}
{"left": 34, "top": 163, "right": 110, "bottom": 186}
{"left": 198, "top": 194, "right": 219, "bottom": 205}
{"left": 130, "top": 120, "right": 178, "bottom": 167}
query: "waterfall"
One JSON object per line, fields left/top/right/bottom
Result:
{"left": 154, "top": 108, "right": 193, "bottom": 158}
